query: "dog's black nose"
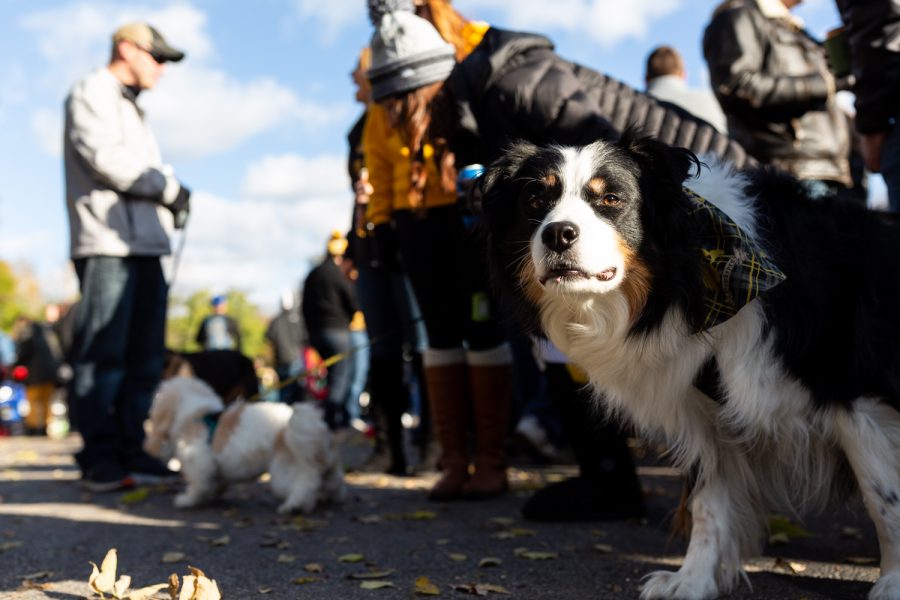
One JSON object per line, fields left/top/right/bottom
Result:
{"left": 542, "top": 221, "right": 579, "bottom": 253}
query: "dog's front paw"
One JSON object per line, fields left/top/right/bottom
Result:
{"left": 640, "top": 569, "right": 718, "bottom": 600}
{"left": 277, "top": 499, "right": 314, "bottom": 515}
{"left": 870, "top": 572, "right": 900, "bottom": 600}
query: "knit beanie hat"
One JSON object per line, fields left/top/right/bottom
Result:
{"left": 367, "top": 4, "right": 456, "bottom": 102}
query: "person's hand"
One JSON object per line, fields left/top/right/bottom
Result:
{"left": 169, "top": 184, "right": 191, "bottom": 229}
{"left": 861, "top": 131, "right": 888, "bottom": 173}
{"left": 355, "top": 167, "right": 374, "bottom": 205}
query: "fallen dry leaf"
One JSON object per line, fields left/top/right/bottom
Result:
{"left": 125, "top": 583, "right": 169, "bottom": 600}
{"left": 518, "top": 551, "right": 558, "bottom": 561}
{"left": 0, "top": 541, "right": 23, "bottom": 552}
{"left": 113, "top": 574, "right": 132, "bottom": 599}
{"left": 360, "top": 580, "right": 395, "bottom": 590}
{"left": 414, "top": 576, "right": 440, "bottom": 596}
{"left": 304, "top": 563, "right": 324, "bottom": 573}
{"left": 209, "top": 536, "right": 230, "bottom": 547}
{"left": 594, "top": 544, "right": 614, "bottom": 554}
{"left": 162, "top": 552, "right": 186, "bottom": 564}
{"left": 119, "top": 487, "right": 151, "bottom": 505}
{"left": 845, "top": 556, "right": 878, "bottom": 565}
{"left": 773, "top": 557, "right": 807, "bottom": 574}
{"left": 257, "top": 587, "right": 273, "bottom": 594}
{"left": 448, "top": 553, "right": 467, "bottom": 562}
{"left": 89, "top": 548, "right": 118, "bottom": 594}
{"left": 478, "top": 557, "right": 502, "bottom": 568}
{"left": 338, "top": 553, "right": 366, "bottom": 563}
{"left": 841, "top": 527, "right": 863, "bottom": 540}
{"left": 452, "top": 583, "right": 511, "bottom": 596}
{"left": 405, "top": 510, "right": 437, "bottom": 521}
{"left": 178, "top": 567, "right": 221, "bottom": 600}
{"left": 488, "top": 517, "right": 515, "bottom": 528}
{"left": 357, "top": 515, "right": 383, "bottom": 524}
{"left": 349, "top": 569, "right": 396, "bottom": 580}
{"left": 22, "top": 571, "right": 53, "bottom": 581}
{"left": 168, "top": 573, "right": 179, "bottom": 599}
{"left": 291, "top": 577, "right": 321, "bottom": 585}
{"left": 276, "top": 554, "right": 295, "bottom": 564}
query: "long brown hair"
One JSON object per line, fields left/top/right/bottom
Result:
{"left": 386, "top": 81, "right": 457, "bottom": 210}
{"left": 417, "top": 0, "right": 472, "bottom": 61}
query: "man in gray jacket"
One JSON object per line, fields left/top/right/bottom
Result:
{"left": 65, "top": 22, "right": 189, "bottom": 492}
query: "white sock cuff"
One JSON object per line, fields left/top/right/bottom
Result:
{"left": 423, "top": 347, "right": 466, "bottom": 367}
{"left": 466, "top": 344, "right": 512, "bottom": 366}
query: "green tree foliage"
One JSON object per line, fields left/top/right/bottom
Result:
{"left": 166, "top": 289, "right": 268, "bottom": 360}
{"left": 0, "top": 260, "right": 42, "bottom": 331}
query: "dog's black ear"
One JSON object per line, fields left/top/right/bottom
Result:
{"left": 619, "top": 128, "right": 700, "bottom": 188}
{"left": 480, "top": 140, "right": 540, "bottom": 222}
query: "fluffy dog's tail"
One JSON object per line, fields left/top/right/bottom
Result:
{"left": 274, "top": 403, "right": 346, "bottom": 513}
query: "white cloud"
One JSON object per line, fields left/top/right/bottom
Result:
{"left": 21, "top": 1, "right": 344, "bottom": 161}
{"left": 144, "top": 68, "right": 345, "bottom": 161}
{"left": 240, "top": 154, "right": 350, "bottom": 199}
{"left": 167, "top": 187, "right": 353, "bottom": 312}
{"left": 292, "top": 0, "right": 368, "bottom": 42}
{"left": 30, "top": 108, "right": 62, "bottom": 157}
{"left": 458, "top": 0, "right": 683, "bottom": 46}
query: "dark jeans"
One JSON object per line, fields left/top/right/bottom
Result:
{"left": 70, "top": 256, "right": 167, "bottom": 470}
{"left": 883, "top": 121, "right": 900, "bottom": 213}
{"left": 309, "top": 328, "right": 352, "bottom": 429}
{"left": 393, "top": 206, "right": 506, "bottom": 351}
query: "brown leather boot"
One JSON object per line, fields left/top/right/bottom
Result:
{"left": 463, "top": 363, "right": 512, "bottom": 499}
{"left": 424, "top": 361, "right": 471, "bottom": 500}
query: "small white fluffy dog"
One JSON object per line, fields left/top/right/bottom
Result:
{"left": 144, "top": 376, "right": 346, "bottom": 514}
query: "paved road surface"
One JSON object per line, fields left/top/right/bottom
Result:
{"left": 0, "top": 434, "right": 882, "bottom": 599}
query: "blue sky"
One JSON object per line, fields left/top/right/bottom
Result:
{"left": 0, "top": 0, "right": 843, "bottom": 312}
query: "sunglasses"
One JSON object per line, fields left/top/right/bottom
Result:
{"left": 134, "top": 43, "right": 168, "bottom": 65}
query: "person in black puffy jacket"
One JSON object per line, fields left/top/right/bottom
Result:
{"left": 366, "top": 1, "right": 753, "bottom": 512}
{"left": 835, "top": 0, "right": 900, "bottom": 211}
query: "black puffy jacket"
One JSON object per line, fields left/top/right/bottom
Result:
{"left": 703, "top": 0, "right": 850, "bottom": 185}
{"left": 836, "top": 0, "right": 900, "bottom": 135}
{"left": 444, "top": 28, "right": 751, "bottom": 169}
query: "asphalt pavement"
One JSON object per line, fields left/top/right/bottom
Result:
{"left": 0, "top": 433, "right": 883, "bottom": 599}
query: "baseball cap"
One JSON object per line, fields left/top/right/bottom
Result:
{"left": 211, "top": 295, "right": 227, "bottom": 307}
{"left": 113, "top": 23, "right": 185, "bottom": 63}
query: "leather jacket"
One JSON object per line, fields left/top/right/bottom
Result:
{"left": 703, "top": 0, "right": 851, "bottom": 185}
{"left": 836, "top": 0, "right": 900, "bottom": 134}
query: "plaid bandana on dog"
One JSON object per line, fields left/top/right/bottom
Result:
{"left": 684, "top": 188, "right": 786, "bottom": 331}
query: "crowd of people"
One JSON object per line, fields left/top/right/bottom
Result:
{"left": 10, "top": 0, "right": 895, "bottom": 521}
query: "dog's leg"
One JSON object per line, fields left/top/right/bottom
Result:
{"left": 277, "top": 471, "right": 323, "bottom": 515}
{"left": 835, "top": 401, "right": 900, "bottom": 600}
{"left": 641, "top": 475, "right": 747, "bottom": 600}
{"left": 174, "top": 442, "right": 220, "bottom": 508}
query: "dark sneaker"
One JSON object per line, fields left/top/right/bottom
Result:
{"left": 522, "top": 475, "right": 645, "bottom": 522}
{"left": 81, "top": 460, "right": 135, "bottom": 493}
{"left": 124, "top": 451, "right": 181, "bottom": 485}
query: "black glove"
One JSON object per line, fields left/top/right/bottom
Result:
{"left": 371, "top": 222, "right": 400, "bottom": 271}
{"left": 168, "top": 185, "right": 191, "bottom": 229}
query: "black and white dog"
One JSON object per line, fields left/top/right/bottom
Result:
{"left": 480, "top": 131, "right": 900, "bottom": 600}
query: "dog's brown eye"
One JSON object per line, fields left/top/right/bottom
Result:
{"left": 602, "top": 194, "right": 620, "bottom": 206}
{"left": 528, "top": 195, "right": 544, "bottom": 210}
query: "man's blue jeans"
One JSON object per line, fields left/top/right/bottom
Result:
{"left": 70, "top": 256, "right": 167, "bottom": 469}
{"left": 309, "top": 328, "right": 352, "bottom": 429}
